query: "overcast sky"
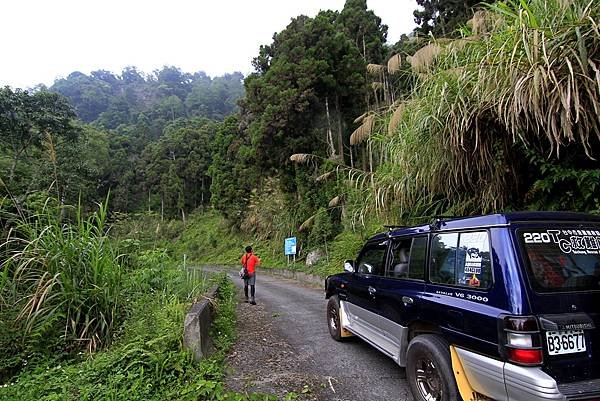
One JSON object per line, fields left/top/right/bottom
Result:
{"left": 1, "top": 0, "right": 417, "bottom": 89}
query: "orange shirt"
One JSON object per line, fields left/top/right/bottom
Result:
{"left": 241, "top": 253, "right": 260, "bottom": 274}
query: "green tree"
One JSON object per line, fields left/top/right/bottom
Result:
{"left": 243, "top": 11, "right": 366, "bottom": 170}
{"left": 51, "top": 67, "right": 244, "bottom": 133}
{"left": 154, "top": 66, "right": 192, "bottom": 100}
{"left": 209, "top": 116, "right": 258, "bottom": 220}
{"left": 51, "top": 71, "right": 112, "bottom": 121}
{"left": 154, "top": 95, "right": 186, "bottom": 122}
{"left": 185, "top": 72, "right": 244, "bottom": 120}
{"left": 136, "top": 119, "right": 216, "bottom": 218}
{"left": 0, "top": 87, "right": 79, "bottom": 184}
{"left": 414, "top": 0, "right": 480, "bottom": 37}
{"left": 338, "top": 0, "right": 388, "bottom": 63}
{"left": 31, "top": 124, "right": 110, "bottom": 206}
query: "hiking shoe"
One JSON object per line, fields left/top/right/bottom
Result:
{"left": 250, "top": 297, "right": 256, "bottom": 305}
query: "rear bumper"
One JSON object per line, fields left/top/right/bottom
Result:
{"left": 558, "top": 379, "right": 600, "bottom": 400}
{"left": 503, "top": 362, "right": 564, "bottom": 401}
{"left": 455, "top": 347, "right": 600, "bottom": 401}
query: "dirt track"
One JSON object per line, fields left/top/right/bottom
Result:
{"left": 208, "top": 267, "right": 413, "bottom": 401}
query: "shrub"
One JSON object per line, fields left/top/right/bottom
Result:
{"left": 0, "top": 199, "right": 124, "bottom": 380}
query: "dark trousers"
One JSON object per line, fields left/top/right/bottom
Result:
{"left": 244, "top": 273, "right": 256, "bottom": 298}
{"left": 244, "top": 284, "right": 255, "bottom": 298}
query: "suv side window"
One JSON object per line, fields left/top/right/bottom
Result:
{"left": 408, "top": 236, "right": 427, "bottom": 280}
{"left": 387, "top": 236, "right": 427, "bottom": 280}
{"left": 429, "top": 231, "right": 492, "bottom": 289}
{"left": 357, "top": 242, "right": 387, "bottom": 276}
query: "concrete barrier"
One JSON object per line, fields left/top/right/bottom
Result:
{"left": 262, "top": 267, "right": 325, "bottom": 288}
{"left": 183, "top": 285, "right": 219, "bottom": 361}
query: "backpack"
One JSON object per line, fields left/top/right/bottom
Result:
{"left": 239, "top": 254, "right": 251, "bottom": 280}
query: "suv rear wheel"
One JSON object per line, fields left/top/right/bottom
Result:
{"left": 327, "top": 295, "right": 344, "bottom": 341}
{"left": 406, "top": 334, "right": 459, "bottom": 401}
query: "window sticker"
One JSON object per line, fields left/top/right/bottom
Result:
{"left": 523, "top": 230, "right": 600, "bottom": 254}
{"left": 520, "top": 228, "right": 600, "bottom": 292}
{"left": 465, "top": 248, "right": 482, "bottom": 274}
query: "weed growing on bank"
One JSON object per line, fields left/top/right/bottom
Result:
{"left": 0, "top": 272, "right": 276, "bottom": 401}
{"left": 112, "top": 209, "right": 381, "bottom": 278}
{"left": 0, "top": 199, "right": 124, "bottom": 380}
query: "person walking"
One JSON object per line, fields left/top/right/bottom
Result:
{"left": 241, "top": 245, "right": 260, "bottom": 305}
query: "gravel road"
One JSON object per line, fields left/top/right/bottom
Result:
{"left": 207, "top": 266, "right": 413, "bottom": 401}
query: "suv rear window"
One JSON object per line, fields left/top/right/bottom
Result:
{"left": 519, "top": 228, "right": 600, "bottom": 292}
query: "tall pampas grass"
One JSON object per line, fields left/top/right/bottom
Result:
{"left": 346, "top": 0, "right": 600, "bottom": 217}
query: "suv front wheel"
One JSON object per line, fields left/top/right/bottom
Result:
{"left": 327, "top": 295, "right": 345, "bottom": 341}
{"left": 406, "top": 334, "right": 459, "bottom": 401}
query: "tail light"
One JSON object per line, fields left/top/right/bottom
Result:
{"left": 499, "top": 315, "right": 543, "bottom": 366}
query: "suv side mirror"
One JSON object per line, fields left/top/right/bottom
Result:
{"left": 344, "top": 260, "right": 355, "bottom": 273}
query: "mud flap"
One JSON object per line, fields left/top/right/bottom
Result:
{"left": 450, "top": 346, "right": 492, "bottom": 401}
{"left": 338, "top": 301, "right": 355, "bottom": 338}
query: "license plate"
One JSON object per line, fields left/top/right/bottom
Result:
{"left": 545, "top": 330, "right": 586, "bottom": 355}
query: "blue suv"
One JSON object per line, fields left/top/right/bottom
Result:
{"left": 325, "top": 212, "right": 600, "bottom": 401}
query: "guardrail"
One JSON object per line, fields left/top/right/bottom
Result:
{"left": 183, "top": 285, "right": 218, "bottom": 360}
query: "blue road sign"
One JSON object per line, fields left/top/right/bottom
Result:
{"left": 284, "top": 237, "right": 297, "bottom": 255}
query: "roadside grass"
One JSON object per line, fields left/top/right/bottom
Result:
{"left": 112, "top": 210, "right": 288, "bottom": 268}
{"left": 0, "top": 199, "right": 125, "bottom": 380}
{"left": 0, "top": 198, "right": 277, "bottom": 400}
{"left": 112, "top": 209, "right": 380, "bottom": 278}
{"left": 0, "top": 270, "right": 276, "bottom": 401}
{"left": 303, "top": 229, "right": 370, "bottom": 277}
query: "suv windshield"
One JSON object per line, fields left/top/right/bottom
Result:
{"left": 518, "top": 227, "right": 600, "bottom": 292}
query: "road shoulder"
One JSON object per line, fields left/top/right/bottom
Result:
{"left": 224, "top": 295, "right": 326, "bottom": 400}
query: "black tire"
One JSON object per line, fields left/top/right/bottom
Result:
{"left": 406, "top": 334, "right": 460, "bottom": 401}
{"left": 326, "top": 295, "right": 344, "bottom": 341}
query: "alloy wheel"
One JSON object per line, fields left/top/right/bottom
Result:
{"left": 328, "top": 306, "right": 339, "bottom": 332}
{"left": 415, "top": 357, "right": 443, "bottom": 401}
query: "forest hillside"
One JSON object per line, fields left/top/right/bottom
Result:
{"left": 2, "top": 0, "right": 599, "bottom": 262}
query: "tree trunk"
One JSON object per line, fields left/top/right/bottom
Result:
{"left": 201, "top": 177, "right": 205, "bottom": 205}
{"left": 8, "top": 152, "right": 20, "bottom": 183}
{"left": 335, "top": 93, "right": 344, "bottom": 160}
{"left": 368, "top": 141, "right": 373, "bottom": 173}
{"left": 373, "top": 88, "right": 379, "bottom": 110}
{"left": 383, "top": 72, "right": 390, "bottom": 106}
{"left": 161, "top": 196, "right": 164, "bottom": 221}
{"left": 362, "top": 34, "right": 367, "bottom": 61}
{"left": 325, "top": 97, "right": 336, "bottom": 158}
{"left": 59, "top": 193, "right": 66, "bottom": 223}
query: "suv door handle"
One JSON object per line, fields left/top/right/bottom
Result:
{"left": 368, "top": 286, "right": 377, "bottom": 296}
{"left": 402, "top": 296, "right": 414, "bottom": 306}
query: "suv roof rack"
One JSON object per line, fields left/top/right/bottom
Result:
{"left": 429, "top": 215, "right": 460, "bottom": 230}
{"left": 384, "top": 224, "right": 407, "bottom": 230}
